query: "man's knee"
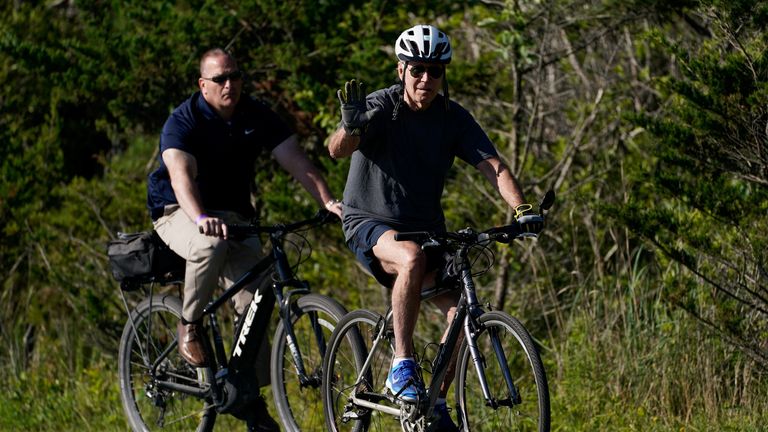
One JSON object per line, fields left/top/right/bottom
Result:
{"left": 392, "top": 247, "right": 427, "bottom": 275}
{"left": 187, "top": 236, "right": 228, "bottom": 262}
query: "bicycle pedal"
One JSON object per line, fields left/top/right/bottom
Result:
{"left": 341, "top": 411, "right": 365, "bottom": 421}
{"left": 388, "top": 393, "right": 419, "bottom": 406}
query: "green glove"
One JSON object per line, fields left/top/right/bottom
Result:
{"left": 337, "top": 79, "right": 380, "bottom": 136}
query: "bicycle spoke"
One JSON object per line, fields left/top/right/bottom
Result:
{"left": 119, "top": 295, "right": 216, "bottom": 431}
{"left": 324, "top": 310, "right": 397, "bottom": 432}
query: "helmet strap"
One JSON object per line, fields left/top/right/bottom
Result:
{"left": 443, "top": 68, "right": 450, "bottom": 112}
{"left": 393, "top": 61, "right": 407, "bottom": 121}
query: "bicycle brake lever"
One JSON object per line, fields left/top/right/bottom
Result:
{"left": 539, "top": 190, "right": 555, "bottom": 216}
{"left": 421, "top": 239, "right": 440, "bottom": 249}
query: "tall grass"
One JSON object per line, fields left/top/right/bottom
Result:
{"left": 546, "top": 248, "right": 768, "bottom": 431}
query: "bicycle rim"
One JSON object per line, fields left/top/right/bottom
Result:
{"left": 270, "top": 293, "right": 348, "bottom": 431}
{"left": 118, "top": 294, "right": 216, "bottom": 432}
{"left": 456, "top": 311, "right": 550, "bottom": 432}
{"left": 323, "top": 309, "right": 395, "bottom": 432}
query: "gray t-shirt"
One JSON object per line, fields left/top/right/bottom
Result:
{"left": 342, "top": 85, "right": 498, "bottom": 240}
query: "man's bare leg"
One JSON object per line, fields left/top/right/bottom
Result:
{"left": 372, "top": 230, "right": 426, "bottom": 358}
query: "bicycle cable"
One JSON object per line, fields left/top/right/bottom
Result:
{"left": 467, "top": 241, "right": 495, "bottom": 278}
{"left": 284, "top": 229, "right": 313, "bottom": 275}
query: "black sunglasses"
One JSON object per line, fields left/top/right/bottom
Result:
{"left": 408, "top": 65, "right": 444, "bottom": 79}
{"left": 202, "top": 70, "right": 243, "bottom": 84}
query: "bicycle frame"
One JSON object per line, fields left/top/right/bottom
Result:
{"left": 209, "top": 226, "right": 322, "bottom": 388}
{"left": 346, "top": 241, "right": 520, "bottom": 423}
{"left": 130, "top": 220, "right": 331, "bottom": 411}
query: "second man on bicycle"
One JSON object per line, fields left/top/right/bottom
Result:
{"left": 147, "top": 47, "right": 342, "bottom": 431}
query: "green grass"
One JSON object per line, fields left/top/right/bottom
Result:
{"left": 0, "top": 359, "right": 281, "bottom": 431}
{"left": 2, "top": 321, "right": 766, "bottom": 431}
{"left": 1, "top": 362, "right": 125, "bottom": 431}
{"left": 5, "top": 346, "right": 764, "bottom": 432}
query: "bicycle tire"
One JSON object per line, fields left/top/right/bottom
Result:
{"left": 323, "top": 309, "right": 397, "bottom": 432}
{"left": 118, "top": 294, "right": 217, "bottom": 432}
{"left": 270, "top": 293, "right": 349, "bottom": 431}
{"left": 455, "top": 311, "right": 550, "bottom": 432}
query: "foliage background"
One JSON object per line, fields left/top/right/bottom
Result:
{"left": 1, "top": 0, "right": 766, "bottom": 430}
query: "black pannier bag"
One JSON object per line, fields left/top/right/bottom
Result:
{"left": 107, "top": 230, "right": 185, "bottom": 288}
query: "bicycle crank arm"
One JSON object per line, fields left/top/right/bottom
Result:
{"left": 350, "top": 395, "right": 401, "bottom": 417}
{"left": 154, "top": 379, "right": 210, "bottom": 399}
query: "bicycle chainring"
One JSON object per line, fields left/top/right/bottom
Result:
{"left": 399, "top": 403, "right": 427, "bottom": 432}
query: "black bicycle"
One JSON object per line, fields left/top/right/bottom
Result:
{"left": 117, "top": 209, "right": 361, "bottom": 431}
{"left": 322, "top": 192, "right": 554, "bottom": 432}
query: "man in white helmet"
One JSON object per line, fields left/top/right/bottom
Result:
{"left": 328, "top": 25, "right": 538, "bottom": 430}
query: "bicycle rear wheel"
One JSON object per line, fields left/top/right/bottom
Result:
{"left": 455, "top": 311, "right": 550, "bottom": 432}
{"left": 118, "top": 294, "right": 217, "bottom": 432}
{"left": 270, "top": 293, "right": 349, "bottom": 431}
{"left": 323, "top": 309, "right": 394, "bottom": 432}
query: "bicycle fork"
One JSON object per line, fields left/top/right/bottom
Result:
{"left": 460, "top": 262, "right": 520, "bottom": 411}
{"left": 277, "top": 279, "right": 320, "bottom": 388}
{"left": 464, "top": 316, "right": 520, "bottom": 409}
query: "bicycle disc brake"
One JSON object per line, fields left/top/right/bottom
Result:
{"left": 399, "top": 403, "right": 427, "bottom": 432}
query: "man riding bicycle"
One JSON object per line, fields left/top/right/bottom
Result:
{"left": 328, "top": 25, "right": 541, "bottom": 430}
{"left": 147, "top": 47, "right": 342, "bottom": 431}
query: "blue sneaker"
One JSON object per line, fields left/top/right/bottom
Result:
{"left": 431, "top": 402, "right": 459, "bottom": 432}
{"left": 385, "top": 359, "right": 424, "bottom": 402}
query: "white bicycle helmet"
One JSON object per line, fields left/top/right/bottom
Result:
{"left": 395, "top": 25, "right": 452, "bottom": 64}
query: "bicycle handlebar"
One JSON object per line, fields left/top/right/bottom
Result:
{"left": 393, "top": 218, "right": 537, "bottom": 246}
{"left": 203, "top": 209, "right": 338, "bottom": 238}
{"left": 394, "top": 190, "right": 555, "bottom": 248}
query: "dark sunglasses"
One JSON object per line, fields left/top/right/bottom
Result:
{"left": 408, "top": 65, "right": 444, "bottom": 79}
{"left": 202, "top": 70, "right": 243, "bottom": 84}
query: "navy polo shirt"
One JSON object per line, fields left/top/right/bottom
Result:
{"left": 147, "top": 92, "right": 293, "bottom": 220}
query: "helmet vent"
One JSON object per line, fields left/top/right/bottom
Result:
{"left": 434, "top": 42, "right": 446, "bottom": 58}
{"left": 407, "top": 40, "right": 419, "bottom": 56}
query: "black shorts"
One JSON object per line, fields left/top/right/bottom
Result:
{"left": 346, "top": 220, "right": 446, "bottom": 288}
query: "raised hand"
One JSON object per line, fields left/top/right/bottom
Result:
{"left": 337, "top": 79, "right": 380, "bottom": 136}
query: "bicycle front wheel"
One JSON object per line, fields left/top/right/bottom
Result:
{"left": 118, "top": 294, "right": 216, "bottom": 432}
{"left": 270, "top": 293, "right": 349, "bottom": 431}
{"left": 455, "top": 311, "right": 550, "bottom": 432}
{"left": 323, "top": 309, "right": 394, "bottom": 432}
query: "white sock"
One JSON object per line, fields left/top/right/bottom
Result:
{"left": 392, "top": 356, "right": 415, "bottom": 368}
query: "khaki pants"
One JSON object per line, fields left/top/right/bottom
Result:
{"left": 154, "top": 205, "right": 270, "bottom": 386}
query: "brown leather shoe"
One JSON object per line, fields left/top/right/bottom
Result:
{"left": 177, "top": 321, "right": 208, "bottom": 367}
